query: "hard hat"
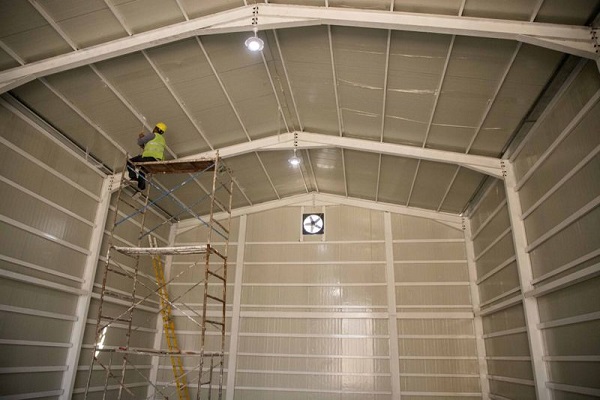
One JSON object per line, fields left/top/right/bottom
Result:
{"left": 155, "top": 122, "right": 167, "bottom": 133}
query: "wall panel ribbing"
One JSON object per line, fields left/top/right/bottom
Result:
{"left": 511, "top": 59, "right": 600, "bottom": 398}
{"left": 467, "top": 179, "right": 536, "bottom": 399}
{"left": 0, "top": 101, "right": 104, "bottom": 398}
{"left": 192, "top": 205, "right": 481, "bottom": 399}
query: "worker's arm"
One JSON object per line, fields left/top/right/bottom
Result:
{"left": 137, "top": 132, "right": 155, "bottom": 147}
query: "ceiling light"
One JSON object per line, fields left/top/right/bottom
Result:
{"left": 289, "top": 149, "right": 301, "bottom": 167}
{"left": 245, "top": 31, "right": 264, "bottom": 52}
{"left": 245, "top": 35, "right": 264, "bottom": 51}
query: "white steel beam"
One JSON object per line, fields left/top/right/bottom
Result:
{"left": 177, "top": 192, "right": 462, "bottom": 234}
{"left": 226, "top": 214, "right": 247, "bottom": 400}
{"left": 503, "top": 161, "right": 552, "bottom": 400}
{"left": 464, "top": 219, "right": 491, "bottom": 399}
{"left": 1, "top": 5, "right": 596, "bottom": 94}
{"left": 384, "top": 212, "right": 402, "bottom": 400}
{"left": 182, "top": 131, "right": 503, "bottom": 177}
{"left": 61, "top": 177, "right": 112, "bottom": 400}
{"left": 258, "top": 5, "right": 596, "bottom": 58}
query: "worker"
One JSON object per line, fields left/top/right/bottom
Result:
{"left": 126, "top": 122, "right": 167, "bottom": 190}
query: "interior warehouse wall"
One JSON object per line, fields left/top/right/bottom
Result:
{"left": 0, "top": 100, "right": 107, "bottom": 398}
{"left": 466, "top": 179, "right": 535, "bottom": 399}
{"left": 174, "top": 206, "right": 482, "bottom": 399}
{"left": 508, "top": 59, "right": 600, "bottom": 398}
{"left": 73, "top": 188, "right": 173, "bottom": 398}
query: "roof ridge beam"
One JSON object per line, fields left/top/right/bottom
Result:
{"left": 184, "top": 131, "right": 503, "bottom": 178}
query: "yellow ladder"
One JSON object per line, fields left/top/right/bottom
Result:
{"left": 150, "top": 237, "right": 190, "bottom": 400}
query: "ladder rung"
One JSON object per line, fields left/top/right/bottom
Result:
{"left": 212, "top": 197, "right": 228, "bottom": 214}
{"left": 218, "top": 180, "right": 232, "bottom": 195}
{"left": 106, "top": 266, "right": 132, "bottom": 278}
{"left": 205, "top": 319, "right": 224, "bottom": 327}
{"left": 206, "top": 294, "right": 225, "bottom": 303}
{"left": 103, "top": 290, "right": 136, "bottom": 302}
{"left": 211, "top": 218, "right": 229, "bottom": 235}
{"left": 207, "top": 270, "right": 225, "bottom": 281}
{"left": 207, "top": 246, "right": 226, "bottom": 260}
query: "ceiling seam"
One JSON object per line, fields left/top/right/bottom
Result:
{"left": 172, "top": 3, "right": 253, "bottom": 206}
{"left": 438, "top": 3, "right": 544, "bottom": 212}
{"left": 406, "top": 35, "right": 456, "bottom": 207}
{"left": 436, "top": 43, "right": 521, "bottom": 211}
{"left": 258, "top": 34, "right": 310, "bottom": 194}
{"left": 271, "top": 28, "right": 320, "bottom": 192}
{"left": 376, "top": 27, "right": 393, "bottom": 203}
{"left": 325, "top": 20, "right": 348, "bottom": 198}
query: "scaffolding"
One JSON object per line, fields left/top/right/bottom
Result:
{"left": 85, "top": 155, "right": 234, "bottom": 399}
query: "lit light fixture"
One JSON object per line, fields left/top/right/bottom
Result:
{"left": 288, "top": 149, "right": 301, "bottom": 166}
{"left": 245, "top": 31, "right": 264, "bottom": 52}
{"left": 288, "top": 132, "right": 301, "bottom": 166}
{"left": 245, "top": 6, "right": 264, "bottom": 52}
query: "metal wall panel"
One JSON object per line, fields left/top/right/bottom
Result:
{"left": 0, "top": 104, "right": 105, "bottom": 398}
{"left": 212, "top": 205, "right": 480, "bottom": 399}
{"left": 509, "top": 60, "right": 600, "bottom": 398}
{"left": 468, "top": 180, "right": 536, "bottom": 399}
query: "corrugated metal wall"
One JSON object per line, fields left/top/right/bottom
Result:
{"left": 467, "top": 179, "right": 536, "bottom": 398}
{"left": 509, "top": 59, "right": 600, "bottom": 399}
{"left": 0, "top": 100, "right": 105, "bottom": 398}
{"left": 174, "top": 206, "right": 481, "bottom": 399}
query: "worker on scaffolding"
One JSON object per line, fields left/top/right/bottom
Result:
{"left": 126, "top": 122, "right": 167, "bottom": 190}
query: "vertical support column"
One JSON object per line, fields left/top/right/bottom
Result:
{"left": 147, "top": 223, "right": 177, "bottom": 398}
{"left": 464, "top": 219, "right": 490, "bottom": 399}
{"left": 503, "top": 162, "right": 552, "bottom": 400}
{"left": 384, "top": 212, "right": 402, "bottom": 400}
{"left": 226, "top": 214, "right": 247, "bottom": 400}
{"left": 61, "top": 176, "right": 113, "bottom": 400}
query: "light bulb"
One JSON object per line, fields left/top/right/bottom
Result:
{"left": 245, "top": 35, "right": 264, "bottom": 52}
{"left": 288, "top": 149, "right": 301, "bottom": 166}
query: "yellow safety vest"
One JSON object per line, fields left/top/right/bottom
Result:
{"left": 142, "top": 133, "right": 166, "bottom": 160}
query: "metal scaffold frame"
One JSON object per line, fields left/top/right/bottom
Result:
{"left": 84, "top": 154, "right": 234, "bottom": 399}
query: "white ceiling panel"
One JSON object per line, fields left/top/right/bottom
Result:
{"left": 384, "top": 31, "right": 451, "bottom": 145}
{"left": 537, "top": 0, "right": 600, "bottom": 24}
{"left": 345, "top": 150, "right": 380, "bottom": 200}
{"left": 0, "top": 48, "right": 20, "bottom": 70}
{"left": 392, "top": 0, "right": 463, "bottom": 15}
{"left": 311, "top": 148, "right": 347, "bottom": 196}
{"left": 277, "top": 26, "right": 340, "bottom": 135}
{"left": 225, "top": 152, "right": 278, "bottom": 204}
{"left": 256, "top": 151, "right": 310, "bottom": 196}
{"left": 179, "top": 0, "right": 244, "bottom": 19}
{"left": 11, "top": 80, "right": 125, "bottom": 170}
{"left": 408, "top": 160, "right": 460, "bottom": 209}
{"left": 462, "top": 0, "right": 541, "bottom": 21}
{"left": 472, "top": 45, "right": 564, "bottom": 156}
{"left": 39, "top": 0, "right": 127, "bottom": 48}
{"left": 110, "top": 0, "right": 185, "bottom": 33}
{"left": 0, "top": 0, "right": 70, "bottom": 63}
{"left": 377, "top": 155, "right": 419, "bottom": 204}
{"left": 438, "top": 167, "right": 484, "bottom": 213}
{"left": 329, "top": 0, "right": 391, "bottom": 10}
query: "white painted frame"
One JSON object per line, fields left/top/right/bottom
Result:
{"left": 502, "top": 161, "right": 552, "bottom": 400}
{"left": 61, "top": 177, "right": 112, "bottom": 400}
{"left": 0, "top": 4, "right": 596, "bottom": 93}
